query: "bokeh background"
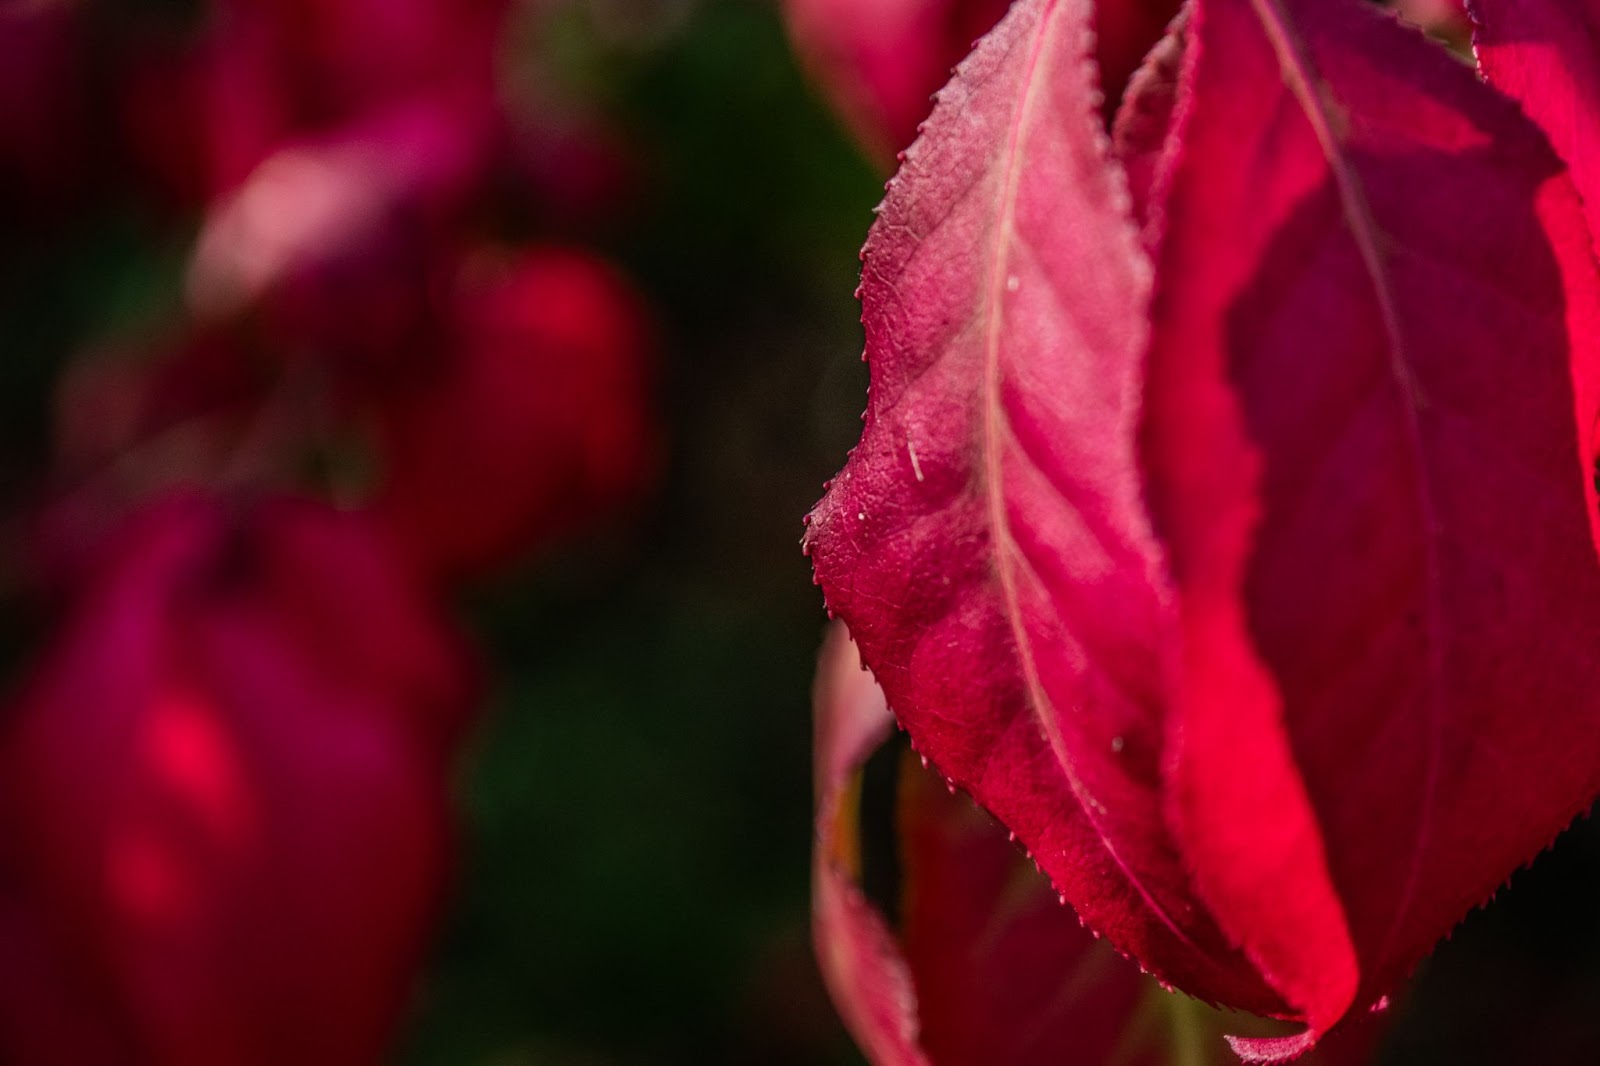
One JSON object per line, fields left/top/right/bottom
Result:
{"left": 5, "top": 2, "right": 1600, "bottom": 1065}
{"left": 1, "top": 1, "right": 874, "bottom": 1063}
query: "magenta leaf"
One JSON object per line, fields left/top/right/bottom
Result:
{"left": 807, "top": 0, "right": 1600, "bottom": 1056}
{"left": 0, "top": 493, "right": 475, "bottom": 1065}
{"left": 370, "top": 245, "right": 658, "bottom": 585}
{"left": 1145, "top": 0, "right": 1600, "bottom": 1048}
{"left": 813, "top": 624, "right": 1391, "bottom": 1066}
{"left": 782, "top": 0, "right": 1181, "bottom": 164}
{"left": 813, "top": 621, "right": 1159, "bottom": 1066}
{"left": 783, "top": 0, "right": 1014, "bottom": 164}
{"left": 1109, "top": 6, "right": 1186, "bottom": 235}
{"left": 807, "top": 0, "right": 1284, "bottom": 1018}
{"left": 813, "top": 624, "right": 936, "bottom": 1066}
{"left": 1471, "top": 1, "right": 1600, "bottom": 249}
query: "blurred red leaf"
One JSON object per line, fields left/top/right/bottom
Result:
{"left": 784, "top": 0, "right": 1014, "bottom": 163}
{"left": 369, "top": 246, "right": 658, "bottom": 585}
{"left": 1094, "top": 0, "right": 1187, "bottom": 125}
{"left": 212, "top": 0, "right": 505, "bottom": 126}
{"left": 214, "top": 0, "right": 503, "bottom": 199}
{"left": 185, "top": 97, "right": 490, "bottom": 349}
{"left": 1144, "top": 0, "right": 1600, "bottom": 1054}
{"left": 805, "top": 0, "right": 1600, "bottom": 1057}
{"left": 0, "top": 493, "right": 474, "bottom": 1066}
{"left": 782, "top": 0, "right": 1180, "bottom": 164}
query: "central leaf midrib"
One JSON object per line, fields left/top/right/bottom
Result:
{"left": 975, "top": 0, "right": 1200, "bottom": 954}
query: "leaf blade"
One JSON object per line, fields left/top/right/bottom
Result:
{"left": 1144, "top": 0, "right": 1600, "bottom": 1048}
{"left": 807, "top": 0, "right": 1284, "bottom": 1016}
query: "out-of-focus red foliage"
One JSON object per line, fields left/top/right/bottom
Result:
{"left": 44, "top": 239, "right": 660, "bottom": 591}
{"left": 782, "top": 0, "right": 1013, "bottom": 164}
{"left": 0, "top": 0, "right": 662, "bottom": 1059}
{"left": 184, "top": 98, "right": 490, "bottom": 365}
{"left": 782, "top": 0, "right": 1181, "bottom": 165}
{"left": 0, "top": 494, "right": 474, "bottom": 1066}
{"left": 372, "top": 246, "right": 658, "bottom": 585}
{"left": 116, "top": 0, "right": 505, "bottom": 209}
{"left": 12, "top": 0, "right": 660, "bottom": 587}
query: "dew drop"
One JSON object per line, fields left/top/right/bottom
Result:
{"left": 1110, "top": 735, "right": 1125, "bottom": 754}
{"left": 1005, "top": 274, "right": 1020, "bottom": 293}
{"left": 857, "top": 512, "right": 867, "bottom": 521}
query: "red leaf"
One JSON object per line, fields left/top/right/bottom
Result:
{"left": 185, "top": 0, "right": 505, "bottom": 202}
{"left": 813, "top": 623, "right": 1154, "bottom": 1066}
{"left": 213, "top": 0, "right": 506, "bottom": 125}
{"left": 1144, "top": 0, "right": 1600, "bottom": 1051}
{"left": 369, "top": 246, "right": 658, "bottom": 584}
{"left": 0, "top": 493, "right": 475, "bottom": 1065}
{"left": 1471, "top": 1, "right": 1600, "bottom": 248}
{"left": 1109, "top": 6, "right": 1187, "bottom": 235}
{"left": 185, "top": 97, "right": 490, "bottom": 341}
{"left": 783, "top": 0, "right": 1014, "bottom": 163}
{"left": 782, "top": 0, "right": 1180, "bottom": 164}
{"left": 806, "top": 0, "right": 1600, "bottom": 1055}
{"left": 1096, "top": 0, "right": 1189, "bottom": 125}
{"left": 813, "top": 624, "right": 1391, "bottom": 1066}
{"left": 806, "top": 0, "right": 1283, "bottom": 1019}
{"left": 813, "top": 626, "right": 932, "bottom": 1066}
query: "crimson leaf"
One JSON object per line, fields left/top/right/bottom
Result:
{"left": 806, "top": 0, "right": 1600, "bottom": 1056}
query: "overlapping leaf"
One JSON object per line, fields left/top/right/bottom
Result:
{"left": 807, "top": 0, "right": 1284, "bottom": 1019}
{"left": 1145, "top": 0, "right": 1600, "bottom": 1052}
{"left": 814, "top": 624, "right": 1390, "bottom": 1066}
{"left": 806, "top": 0, "right": 1600, "bottom": 1056}
{"left": 1472, "top": 0, "right": 1600, "bottom": 247}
